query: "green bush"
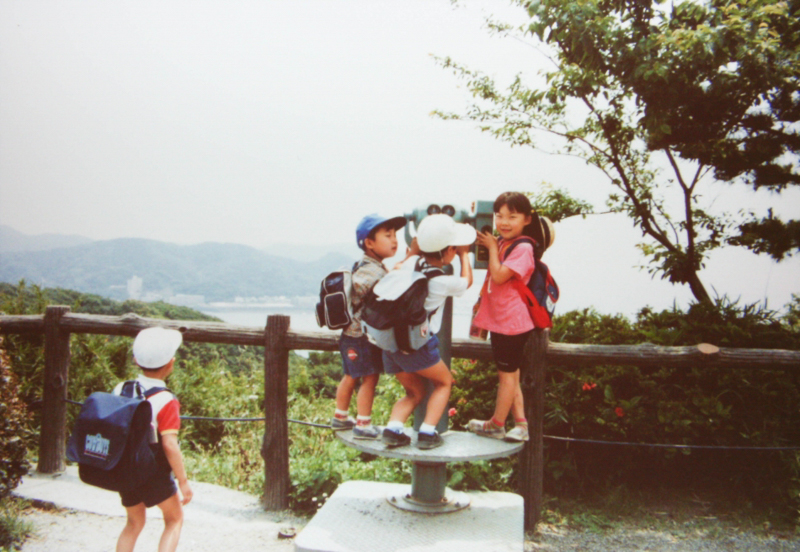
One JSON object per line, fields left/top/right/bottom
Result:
{"left": 546, "top": 299, "right": 800, "bottom": 506}
{"left": 0, "top": 339, "right": 31, "bottom": 500}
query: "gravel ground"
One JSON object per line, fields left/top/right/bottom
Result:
{"left": 18, "top": 505, "right": 301, "bottom": 552}
{"left": 16, "top": 503, "right": 800, "bottom": 552}
{"left": 528, "top": 521, "right": 800, "bottom": 551}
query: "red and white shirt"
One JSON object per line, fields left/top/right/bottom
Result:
{"left": 114, "top": 374, "right": 181, "bottom": 441}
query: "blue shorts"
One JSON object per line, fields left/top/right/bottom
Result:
{"left": 383, "top": 335, "right": 441, "bottom": 375}
{"left": 339, "top": 334, "right": 384, "bottom": 378}
{"left": 119, "top": 465, "right": 177, "bottom": 508}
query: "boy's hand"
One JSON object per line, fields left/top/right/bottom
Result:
{"left": 408, "top": 237, "right": 421, "bottom": 256}
{"left": 456, "top": 245, "right": 471, "bottom": 256}
{"left": 178, "top": 479, "right": 193, "bottom": 505}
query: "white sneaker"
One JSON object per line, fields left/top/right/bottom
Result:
{"left": 468, "top": 419, "right": 506, "bottom": 440}
{"left": 505, "top": 425, "right": 529, "bottom": 442}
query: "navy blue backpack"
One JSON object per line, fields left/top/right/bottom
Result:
{"left": 67, "top": 381, "right": 167, "bottom": 492}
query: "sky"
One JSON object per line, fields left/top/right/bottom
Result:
{"left": 1, "top": 0, "right": 798, "bottom": 317}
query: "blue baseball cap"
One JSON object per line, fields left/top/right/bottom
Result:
{"left": 356, "top": 214, "right": 407, "bottom": 250}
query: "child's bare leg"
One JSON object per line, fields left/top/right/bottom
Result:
{"left": 335, "top": 374, "right": 357, "bottom": 412}
{"left": 390, "top": 372, "right": 426, "bottom": 423}
{"left": 415, "top": 361, "right": 454, "bottom": 427}
{"left": 492, "top": 369, "right": 520, "bottom": 425}
{"left": 117, "top": 503, "right": 146, "bottom": 552}
{"left": 356, "top": 373, "right": 379, "bottom": 418}
{"left": 510, "top": 382, "right": 526, "bottom": 421}
{"left": 156, "top": 492, "right": 184, "bottom": 552}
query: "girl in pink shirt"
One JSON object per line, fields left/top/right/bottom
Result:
{"left": 468, "top": 192, "right": 551, "bottom": 442}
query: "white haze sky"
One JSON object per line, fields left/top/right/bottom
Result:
{"left": 1, "top": 0, "right": 798, "bottom": 317}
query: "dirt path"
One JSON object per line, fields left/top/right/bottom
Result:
{"left": 17, "top": 504, "right": 800, "bottom": 552}
{"left": 19, "top": 505, "right": 299, "bottom": 552}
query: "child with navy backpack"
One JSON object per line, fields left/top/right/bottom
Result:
{"left": 468, "top": 192, "right": 555, "bottom": 442}
{"left": 330, "top": 213, "right": 407, "bottom": 439}
{"left": 115, "top": 327, "right": 192, "bottom": 552}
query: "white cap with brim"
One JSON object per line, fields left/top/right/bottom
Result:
{"left": 417, "top": 214, "right": 477, "bottom": 253}
{"left": 133, "top": 327, "right": 183, "bottom": 369}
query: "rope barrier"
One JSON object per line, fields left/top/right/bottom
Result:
{"left": 62, "top": 397, "right": 800, "bottom": 450}
{"left": 543, "top": 434, "right": 800, "bottom": 451}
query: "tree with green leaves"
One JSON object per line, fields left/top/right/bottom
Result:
{"left": 437, "top": 0, "right": 799, "bottom": 304}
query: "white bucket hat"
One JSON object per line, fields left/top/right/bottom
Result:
{"left": 416, "top": 214, "right": 477, "bottom": 253}
{"left": 133, "top": 327, "right": 183, "bottom": 369}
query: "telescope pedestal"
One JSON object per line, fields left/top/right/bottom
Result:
{"left": 294, "top": 430, "right": 525, "bottom": 552}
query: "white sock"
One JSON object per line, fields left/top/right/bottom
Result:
{"left": 356, "top": 415, "right": 371, "bottom": 427}
{"left": 387, "top": 421, "right": 404, "bottom": 433}
{"left": 334, "top": 409, "right": 349, "bottom": 418}
{"left": 419, "top": 423, "right": 436, "bottom": 435}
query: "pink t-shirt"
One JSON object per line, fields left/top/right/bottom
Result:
{"left": 472, "top": 239, "right": 535, "bottom": 335}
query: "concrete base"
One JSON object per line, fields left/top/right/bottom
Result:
{"left": 294, "top": 480, "right": 524, "bottom": 552}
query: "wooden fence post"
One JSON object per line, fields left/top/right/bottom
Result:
{"left": 517, "top": 328, "right": 549, "bottom": 531}
{"left": 39, "top": 305, "right": 71, "bottom": 474}
{"left": 261, "top": 314, "right": 290, "bottom": 510}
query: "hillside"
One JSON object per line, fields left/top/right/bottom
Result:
{"left": 0, "top": 225, "right": 93, "bottom": 253}
{"left": 0, "top": 238, "right": 355, "bottom": 302}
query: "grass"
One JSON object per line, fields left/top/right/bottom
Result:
{"left": 0, "top": 497, "right": 34, "bottom": 552}
{"left": 538, "top": 484, "right": 799, "bottom": 540}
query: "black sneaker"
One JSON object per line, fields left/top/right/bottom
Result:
{"left": 416, "top": 431, "right": 444, "bottom": 450}
{"left": 382, "top": 428, "right": 411, "bottom": 448}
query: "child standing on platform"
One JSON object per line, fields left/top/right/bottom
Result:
{"left": 468, "top": 192, "right": 554, "bottom": 442}
{"left": 331, "top": 214, "right": 406, "bottom": 439}
{"left": 380, "top": 214, "right": 475, "bottom": 450}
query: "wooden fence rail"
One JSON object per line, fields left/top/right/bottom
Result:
{"left": 2, "top": 306, "right": 800, "bottom": 530}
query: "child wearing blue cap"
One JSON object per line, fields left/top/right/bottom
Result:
{"left": 331, "top": 213, "right": 406, "bottom": 439}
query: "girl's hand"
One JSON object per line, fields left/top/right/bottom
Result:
{"left": 475, "top": 230, "right": 498, "bottom": 251}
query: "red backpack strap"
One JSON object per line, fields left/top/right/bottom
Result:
{"left": 500, "top": 236, "right": 542, "bottom": 323}
{"left": 500, "top": 236, "right": 537, "bottom": 262}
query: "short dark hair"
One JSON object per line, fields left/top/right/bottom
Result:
{"left": 493, "top": 191, "right": 532, "bottom": 217}
{"left": 421, "top": 245, "right": 452, "bottom": 262}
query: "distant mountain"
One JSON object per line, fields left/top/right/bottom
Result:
{"left": 0, "top": 238, "right": 357, "bottom": 302}
{"left": 0, "top": 225, "right": 93, "bottom": 253}
{"left": 261, "top": 242, "right": 362, "bottom": 262}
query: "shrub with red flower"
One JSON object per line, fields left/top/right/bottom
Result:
{"left": 582, "top": 382, "right": 597, "bottom": 391}
{"left": 615, "top": 407, "right": 624, "bottom": 418}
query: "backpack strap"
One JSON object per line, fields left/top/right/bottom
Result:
{"left": 413, "top": 257, "right": 446, "bottom": 321}
{"left": 352, "top": 259, "right": 366, "bottom": 273}
{"left": 497, "top": 237, "right": 542, "bottom": 317}
{"left": 500, "top": 236, "right": 537, "bottom": 262}
{"left": 477, "top": 236, "right": 536, "bottom": 300}
{"left": 119, "top": 380, "right": 170, "bottom": 400}
{"left": 120, "top": 380, "right": 144, "bottom": 399}
{"left": 413, "top": 257, "right": 445, "bottom": 279}
{"left": 143, "top": 386, "right": 169, "bottom": 398}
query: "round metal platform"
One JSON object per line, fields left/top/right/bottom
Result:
{"left": 336, "top": 429, "right": 523, "bottom": 514}
{"left": 335, "top": 429, "right": 524, "bottom": 462}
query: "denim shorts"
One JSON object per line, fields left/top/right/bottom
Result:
{"left": 490, "top": 330, "right": 534, "bottom": 373}
{"left": 119, "top": 464, "right": 177, "bottom": 508}
{"left": 339, "top": 334, "right": 384, "bottom": 378}
{"left": 383, "top": 334, "right": 441, "bottom": 375}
